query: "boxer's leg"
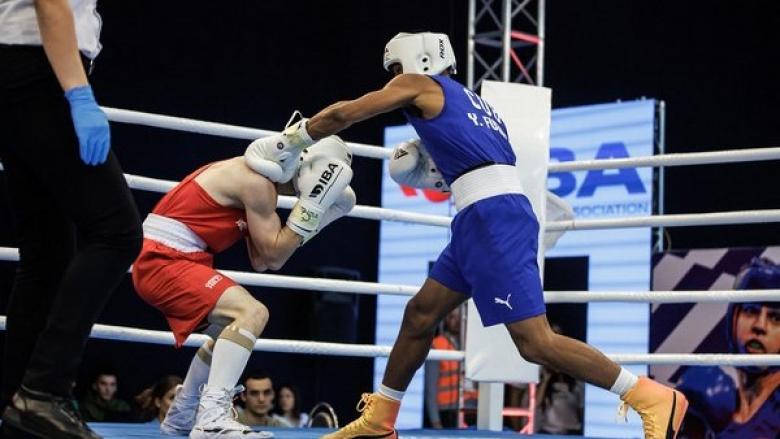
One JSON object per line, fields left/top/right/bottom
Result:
{"left": 322, "top": 242, "right": 470, "bottom": 439}
{"left": 141, "top": 255, "right": 264, "bottom": 436}
{"left": 381, "top": 278, "right": 467, "bottom": 393}
{"left": 322, "top": 278, "right": 466, "bottom": 439}
{"left": 204, "top": 286, "right": 268, "bottom": 391}
{"left": 506, "top": 315, "right": 620, "bottom": 387}
{"left": 191, "top": 287, "right": 271, "bottom": 438}
{"left": 323, "top": 254, "right": 469, "bottom": 439}
{"left": 506, "top": 315, "right": 688, "bottom": 439}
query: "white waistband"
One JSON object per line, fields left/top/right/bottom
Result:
{"left": 142, "top": 214, "right": 207, "bottom": 253}
{"left": 450, "top": 164, "right": 524, "bottom": 211}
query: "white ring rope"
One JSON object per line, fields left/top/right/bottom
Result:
{"left": 605, "top": 354, "right": 780, "bottom": 367}
{"left": 125, "top": 173, "right": 780, "bottom": 230}
{"left": 547, "top": 209, "right": 780, "bottom": 231}
{"left": 125, "top": 173, "right": 451, "bottom": 227}
{"left": 103, "top": 107, "right": 390, "bottom": 160}
{"left": 0, "top": 317, "right": 462, "bottom": 361}
{"left": 548, "top": 146, "right": 780, "bottom": 172}
{"left": 543, "top": 290, "right": 780, "bottom": 303}
{"left": 1, "top": 247, "right": 778, "bottom": 303}
{"left": 102, "top": 107, "right": 780, "bottom": 170}
{"left": 0, "top": 317, "right": 776, "bottom": 366}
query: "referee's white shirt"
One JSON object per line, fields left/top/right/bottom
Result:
{"left": 0, "top": 0, "right": 102, "bottom": 59}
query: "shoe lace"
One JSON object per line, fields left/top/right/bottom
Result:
{"left": 616, "top": 401, "right": 629, "bottom": 423}
{"left": 341, "top": 394, "right": 374, "bottom": 434}
{"left": 616, "top": 400, "right": 656, "bottom": 436}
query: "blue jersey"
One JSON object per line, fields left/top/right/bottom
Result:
{"left": 403, "top": 75, "right": 516, "bottom": 184}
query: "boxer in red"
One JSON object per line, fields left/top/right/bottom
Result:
{"left": 132, "top": 135, "right": 354, "bottom": 438}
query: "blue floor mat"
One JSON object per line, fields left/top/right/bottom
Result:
{"left": 91, "top": 423, "right": 596, "bottom": 438}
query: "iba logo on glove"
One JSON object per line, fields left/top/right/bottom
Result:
{"left": 308, "top": 163, "right": 342, "bottom": 198}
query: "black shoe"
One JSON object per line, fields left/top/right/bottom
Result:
{"left": 1, "top": 386, "right": 101, "bottom": 439}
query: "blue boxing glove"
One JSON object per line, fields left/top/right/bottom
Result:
{"left": 676, "top": 366, "right": 737, "bottom": 433}
{"left": 64, "top": 85, "right": 110, "bottom": 165}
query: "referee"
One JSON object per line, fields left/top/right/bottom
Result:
{"left": 0, "top": 1, "right": 142, "bottom": 437}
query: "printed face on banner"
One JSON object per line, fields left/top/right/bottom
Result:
{"left": 652, "top": 248, "right": 780, "bottom": 439}
{"left": 734, "top": 303, "right": 780, "bottom": 355}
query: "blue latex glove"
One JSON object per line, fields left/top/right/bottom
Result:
{"left": 677, "top": 366, "right": 738, "bottom": 433}
{"left": 64, "top": 85, "right": 110, "bottom": 165}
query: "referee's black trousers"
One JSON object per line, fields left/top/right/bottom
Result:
{"left": 0, "top": 45, "right": 142, "bottom": 408}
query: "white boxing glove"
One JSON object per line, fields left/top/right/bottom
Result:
{"left": 287, "top": 139, "right": 354, "bottom": 242}
{"left": 389, "top": 139, "right": 450, "bottom": 192}
{"left": 294, "top": 135, "right": 353, "bottom": 196}
{"left": 244, "top": 111, "right": 315, "bottom": 183}
{"left": 300, "top": 186, "right": 356, "bottom": 244}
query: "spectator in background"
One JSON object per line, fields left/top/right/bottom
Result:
{"left": 237, "top": 371, "right": 291, "bottom": 428}
{"left": 135, "top": 375, "right": 183, "bottom": 424}
{"left": 80, "top": 369, "right": 132, "bottom": 422}
{"left": 276, "top": 383, "right": 309, "bottom": 427}
{"left": 424, "top": 307, "right": 477, "bottom": 429}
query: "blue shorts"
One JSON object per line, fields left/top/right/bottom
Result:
{"left": 430, "top": 194, "right": 546, "bottom": 326}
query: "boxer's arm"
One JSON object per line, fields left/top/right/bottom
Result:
{"left": 306, "top": 74, "right": 426, "bottom": 139}
{"left": 242, "top": 179, "right": 301, "bottom": 271}
{"left": 245, "top": 236, "right": 267, "bottom": 272}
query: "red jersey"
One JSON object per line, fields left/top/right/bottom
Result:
{"left": 153, "top": 164, "right": 247, "bottom": 253}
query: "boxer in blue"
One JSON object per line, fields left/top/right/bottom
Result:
{"left": 246, "top": 32, "right": 687, "bottom": 439}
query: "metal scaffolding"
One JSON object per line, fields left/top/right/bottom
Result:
{"left": 467, "top": 0, "right": 545, "bottom": 89}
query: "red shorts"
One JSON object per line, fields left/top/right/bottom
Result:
{"left": 132, "top": 239, "right": 237, "bottom": 347}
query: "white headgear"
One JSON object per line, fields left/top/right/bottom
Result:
{"left": 383, "top": 32, "right": 457, "bottom": 75}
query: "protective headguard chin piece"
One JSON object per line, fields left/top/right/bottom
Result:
{"left": 383, "top": 32, "right": 457, "bottom": 75}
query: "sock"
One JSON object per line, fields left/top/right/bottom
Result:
{"left": 378, "top": 384, "right": 405, "bottom": 402}
{"left": 609, "top": 367, "right": 639, "bottom": 397}
{"left": 207, "top": 326, "right": 257, "bottom": 391}
{"left": 180, "top": 340, "right": 213, "bottom": 398}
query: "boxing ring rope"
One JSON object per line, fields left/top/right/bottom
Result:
{"left": 0, "top": 317, "right": 461, "bottom": 361}
{"left": 126, "top": 173, "right": 780, "bottom": 231}
{"left": 102, "top": 107, "right": 780, "bottom": 170}
{"left": 125, "top": 173, "right": 454, "bottom": 227}
{"left": 0, "top": 316, "right": 777, "bottom": 366}
{"left": 548, "top": 146, "right": 780, "bottom": 172}
{"left": 102, "top": 107, "right": 390, "bottom": 160}
{"left": 2, "top": 246, "right": 779, "bottom": 303}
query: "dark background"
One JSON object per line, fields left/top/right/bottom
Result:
{"left": 1, "top": 0, "right": 778, "bottom": 424}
